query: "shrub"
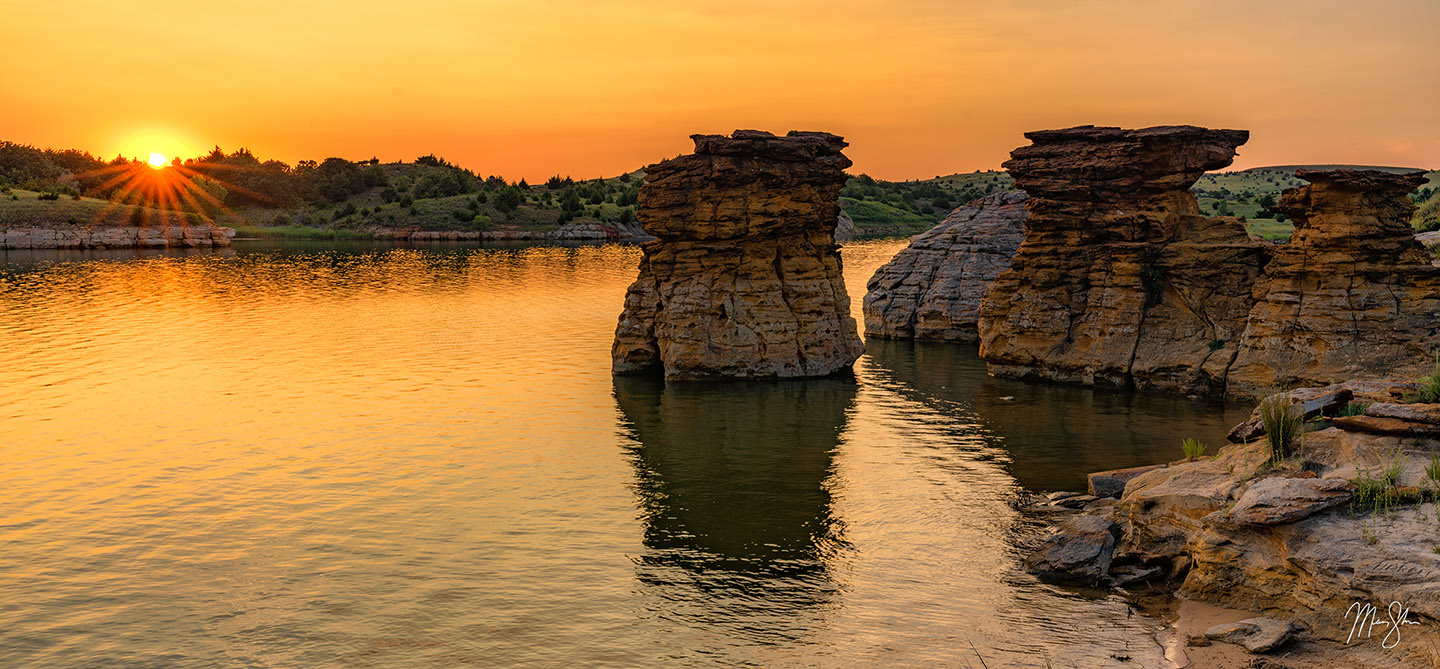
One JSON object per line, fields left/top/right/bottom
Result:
{"left": 271, "top": 213, "right": 292, "bottom": 227}
{"left": 37, "top": 191, "right": 60, "bottom": 201}
{"left": 451, "top": 209, "right": 471, "bottom": 222}
{"left": 1408, "top": 353, "right": 1440, "bottom": 403}
{"left": 1426, "top": 452, "right": 1440, "bottom": 485}
{"left": 1181, "top": 438, "right": 1208, "bottom": 460}
{"left": 1259, "top": 394, "right": 1303, "bottom": 463}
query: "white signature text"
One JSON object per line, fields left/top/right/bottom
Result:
{"left": 1345, "top": 600, "right": 1422, "bottom": 649}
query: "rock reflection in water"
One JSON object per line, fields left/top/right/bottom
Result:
{"left": 863, "top": 339, "right": 1252, "bottom": 493}
{"left": 613, "top": 375, "right": 857, "bottom": 640}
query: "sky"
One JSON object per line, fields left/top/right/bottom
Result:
{"left": 3, "top": 0, "right": 1437, "bottom": 180}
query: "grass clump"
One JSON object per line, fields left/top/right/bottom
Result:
{"left": 1181, "top": 438, "right": 1209, "bottom": 460}
{"left": 1337, "top": 401, "right": 1372, "bottom": 417}
{"left": 1259, "top": 394, "right": 1303, "bottom": 463}
{"left": 1406, "top": 353, "right": 1440, "bottom": 403}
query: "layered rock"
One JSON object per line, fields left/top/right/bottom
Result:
{"left": 978, "top": 126, "right": 1270, "bottom": 396}
{"left": 0, "top": 224, "right": 234, "bottom": 249}
{"left": 1227, "top": 169, "right": 1439, "bottom": 397}
{"left": 862, "top": 191, "right": 1027, "bottom": 342}
{"left": 611, "top": 130, "right": 865, "bottom": 379}
{"left": 1025, "top": 381, "right": 1440, "bottom": 662}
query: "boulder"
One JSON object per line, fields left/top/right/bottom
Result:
{"left": 1022, "top": 514, "right": 1120, "bottom": 584}
{"left": 1332, "top": 415, "right": 1440, "bottom": 437}
{"left": 1204, "top": 617, "right": 1299, "bottom": 653}
{"left": 611, "top": 130, "right": 865, "bottom": 379}
{"left": 1365, "top": 402, "right": 1440, "bottom": 425}
{"left": 1222, "top": 476, "right": 1352, "bottom": 526}
{"left": 1228, "top": 169, "right": 1440, "bottom": 397}
{"left": 977, "top": 125, "right": 1268, "bottom": 396}
{"left": 1118, "top": 457, "right": 1249, "bottom": 558}
{"left": 1087, "top": 463, "right": 1169, "bottom": 499}
{"left": 862, "top": 191, "right": 1027, "bottom": 342}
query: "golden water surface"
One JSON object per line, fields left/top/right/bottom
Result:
{"left": 0, "top": 240, "right": 1249, "bottom": 666}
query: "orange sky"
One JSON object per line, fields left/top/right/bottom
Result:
{"left": 3, "top": 0, "right": 1437, "bottom": 180}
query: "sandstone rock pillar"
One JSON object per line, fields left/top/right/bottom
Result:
{"left": 611, "top": 130, "right": 865, "bottom": 379}
{"left": 1227, "top": 169, "right": 1438, "bottom": 397}
{"left": 977, "top": 125, "right": 1268, "bottom": 395}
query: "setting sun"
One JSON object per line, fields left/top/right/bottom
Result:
{"left": 147, "top": 152, "right": 167, "bottom": 169}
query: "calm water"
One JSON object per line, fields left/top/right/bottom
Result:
{"left": 0, "top": 240, "right": 1249, "bottom": 667}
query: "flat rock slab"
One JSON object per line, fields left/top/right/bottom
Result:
{"left": 1365, "top": 402, "right": 1440, "bottom": 425}
{"left": 1224, "top": 476, "right": 1353, "bottom": 526}
{"left": 1204, "top": 616, "right": 1298, "bottom": 653}
{"left": 1023, "top": 514, "right": 1119, "bottom": 585}
{"left": 1226, "top": 388, "right": 1352, "bottom": 443}
{"left": 1088, "top": 463, "right": 1168, "bottom": 498}
{"left": 1332, "top": 414, "right": 1440, "bottom": 437}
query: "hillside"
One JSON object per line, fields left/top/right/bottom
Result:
{"left": 1, "top": 139, "right": 1435, "bottom": 241}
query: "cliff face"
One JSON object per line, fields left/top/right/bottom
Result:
{"left": 862, "top": 191, "right": 1027, "bottom": 342}
{"left": 611, "top": 130, "right": 865, "bottom": 379}
{"left": 977, "top": 126, "right": 1270, "bottom": 395}
{"left": 1227, "top": 169, "right": 1439, "bottom": 396}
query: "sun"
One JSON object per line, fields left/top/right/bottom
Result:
{"left": 147, "top": 152, "right": 168, "bottom": 169}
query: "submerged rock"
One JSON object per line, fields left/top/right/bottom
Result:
{"left": 862, "top": 191, "right": 1027, "bottom": 342}
{"left": 1023, "top": 514, "right": 1119, "bottom": 584}
{"left": 1087, "top": 463, "right": 1168, "bottom": 499}
{"left": 611, "top": 130, "right": 864, "bottom": 379}
{"left": 977, "top": 125, "right": 1268, "bottom": 396}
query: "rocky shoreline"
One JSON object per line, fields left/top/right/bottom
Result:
{"left": 0, "top": 224, "right": 236, "bottom": 249}
{"left": 1025, "top": 380, "right": 1440, "bottom": 665}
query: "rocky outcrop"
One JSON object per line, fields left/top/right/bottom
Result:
{"left": 967, "top": 127, "right": 1437, "bottom": 399}
{"left": 862, "top": 191, "right": 1027, "bottom": 342}
{"left": 0, "top": 224, "right": 234, "bottom": 248}
{"left": 1024, "top": 381, "right": 1440, "bottom": 661}
{"left": 1022, "top": 514, "right": 1120, "bottom": 585}
{"left": 834, "top": 211, "right": 855, "bottom": 243}
{"left": 1227, "top": 169, "right": 1439, "bottom": 397}
{"left": 611, "top": 130, "right": 865, "bottom": 379}
{"left": 978, "top": 126, "right": 1269, "bottom": 396}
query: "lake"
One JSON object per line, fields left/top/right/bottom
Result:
{"left": 0, "top": 239, "right": 1250, "bottom": 667}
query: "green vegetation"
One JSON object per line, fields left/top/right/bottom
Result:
{"left": 838, "top": 170, "right": 1013, "bottom": 236}
{"left": 4, "top": 138, "right": 1436, "bottom": 241}
{"left": 1181, "top": 437, "right": 1208, "bottom": 460}
{"left": 1259, "top": 395, "right": 1303, "bottom": 463}
{"left": 1338, "top": 401, "right": 1372, "bottom": 417}
{"left": 1404, "top": 353, "right": 1440, "bottom": 403}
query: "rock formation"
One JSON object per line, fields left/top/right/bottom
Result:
{"left": 0, "top": 224, "right": 234, "bottom": 249}
{"left": 862, "top": 191, "right": 1027, "bottom": 342}
{"left": 1227, "top": 169, "right": 1439, "bottom": 397}
{"left": 1025, "top": 381, "right": 1440, "bottom": 663}
{"left": 611, "top": 130, "right": 865, "bottom": 379}
{"left": 978, "top": 125, "right": 1270, "bottom": 396}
